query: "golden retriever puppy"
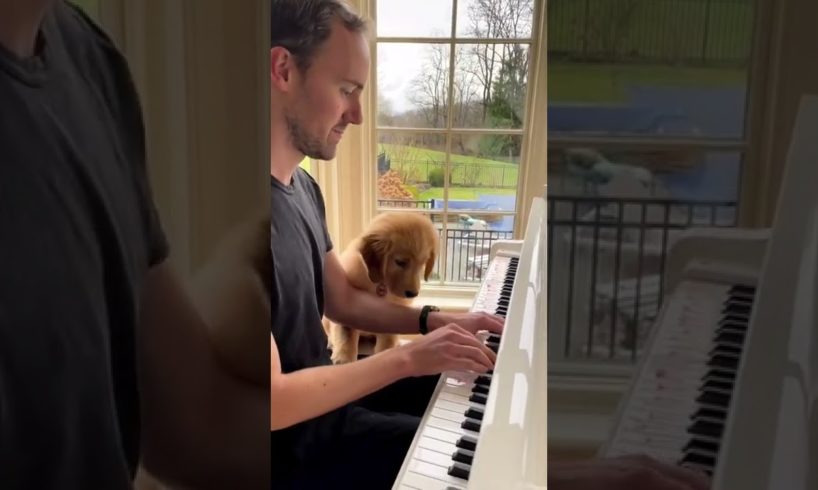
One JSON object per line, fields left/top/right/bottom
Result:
{"left": 328, "top": 212, "right": 438, "bottom": 364}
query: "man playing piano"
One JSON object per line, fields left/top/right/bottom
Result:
{"left": 269, "top": 1, "right": 708, "bottom": 489}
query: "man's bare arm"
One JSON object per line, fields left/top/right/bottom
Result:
{"left": 270, "top": 324, "right": 495, "bottom": 430}
{"left": 138, "top": 262, "right": 269, "bottom": 489}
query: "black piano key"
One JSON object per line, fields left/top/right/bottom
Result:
{"left": 691, "top": 407, "right": 728, "bottom": 422}
{"left": 456, "top": 435, "right": 477, "bottom": 451}
{"left": 486, "top": 342, "right": 500, "bottom": 353}
{"left": 708, "top": 345, "right": 742, "bottom": 358}
{"left": 696, "top": 390, "right": 731, "bottom": 408}
{"left": 688, "top": 420, "right": 724, "bottom": 439}
{"left": 707, "top": 354, "right": 739, "bottom": 370}
{"left": 472, "top": 384, "right": 489, "bottom": 395}
{"left": 465, "top": 407, "right": 484, "bottom": 421}
{"left": 730, "top": 284, "right": 755, "bottom": 295}
{"left": 447, "top": 462, "right": 471, "bottom": 480}
{"left": 461, "top": 418, "right": 481, "bottom": 432}
{"left": 683, "top": 438, "right": 720, "bottom": 455}
{"left": 680, "top": 451, "right": 716, "bottom": 469}
{"left": 469, "top": 392, "right": 487, "bottom": 405}
{"left": 701, "top": 378, "right": 734, "bottom": 393}
{"left": 487, "top": 334, "right": 502, "bottom": 343}
{"left": 715, "top": 330, "right": 746, "bottom": 345}
{"left": 474, "top": 376, "right": 492, "bottom": 387}
{"left": 702, "top": 368, "right": 737, "bottom": 382}
{"left": 452, "top": 448, "right": 475, "bottom": 465}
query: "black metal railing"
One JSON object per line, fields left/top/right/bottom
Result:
{"left": 377, "top": 199, "right": 434, "bottom": 209}
{"left": 440, "top": 229, "right": 514, "bottom": 283}
{"left": 376, "top": 195, "right": 739, "bottom": 362}
{"left": 548, "top": 195, "right": 737, "bottom": 361}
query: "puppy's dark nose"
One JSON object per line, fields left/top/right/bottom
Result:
{"left": 405, "top": 290, "right": 418, "bottom": 298}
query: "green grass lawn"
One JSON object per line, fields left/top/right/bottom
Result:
{"left": 380, "top": 144, "right": 519, "bottom": 188}
{"left": 417, "top": 187, "right": 517, "bottom": 201}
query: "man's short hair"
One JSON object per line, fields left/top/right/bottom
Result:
{"left": 271, "top": 0, "right": 368, "bottom": 73}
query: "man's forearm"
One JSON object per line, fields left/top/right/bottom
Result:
{"left": 271, "top": 346, "right": 411, "bottom": 429}
{"left": 327, "top": 286, "right": 454, "bottom": 334}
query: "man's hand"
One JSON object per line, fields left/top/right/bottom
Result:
{"left": 549, "top": 455, "right": 710, "bottom": 490}
{"left": 428, "top": 310, "right": 504, "bottom": 335}
{"left": 398, "top": 324, "right": 497, "bottom": 376}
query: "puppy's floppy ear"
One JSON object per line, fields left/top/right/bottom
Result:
{"left": 360, "top": 232, "right": 390, "bottom": 284}
{"left": 424, "top": 250, "right": 436, "bottom": 281}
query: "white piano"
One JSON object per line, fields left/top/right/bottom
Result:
{"left": 603, "top": 96, "right": 818, "bottom": 489}
{"left": 392, "top": 197, "right": 549, "bottom": 490}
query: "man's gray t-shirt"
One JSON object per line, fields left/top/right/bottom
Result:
{"left": 0, "top": 2, "right": 167, "bottom": 488}
{"left": 271, "top": 168, "right": 348, "bottom": 474}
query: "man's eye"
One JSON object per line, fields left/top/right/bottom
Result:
{"left": 341, "top": 88, "right": 354, "bottom": 96}
{"left": 395, "top": 259, "right": 408, "bottom": 268}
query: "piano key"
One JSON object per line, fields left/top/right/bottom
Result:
{"left": 469, "top": 392, "right": 487, "bottom": 405}
{"left": 452, "top": 448, "right": 475, "bottom": 465}
{"left": 414, "top": 447, "right": 458, "bottom": 467}
{"left": 407, "top": 460, "right": 468, "bottom": 486}
{"left": 461, "top": 418, "right": 481, "bottom": 432}
{"left": 428, "top": 416, "right": 477, "bottom": 435}
{"left": 447, "top": 462, "right": 471, "bottom": 480}
{"left": 418, "top": 435, "right": 458, "bottom": 454}
{"left": 465, "top": 407, "right": 484, "bottom": 421}
{"left": 456, "top": 434, "right": 477, "bottom": 451}
{"left": 432, "top": 407, "right": 469, "bottom": 424}
{"left": 398, "top": 470, "right": 466, "bottom": 490}
{"left": 474, "top": 375, "right": 492, "bottom": 387}
{"left": 422, "top": 426, "right": 461, "bottom": 445}
{"left": 472, "top": 384, "right": 489, "bottom": 395}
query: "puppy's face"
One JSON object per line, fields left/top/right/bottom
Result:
{"left": 360, "top": 213, "right": 438, "bottom": 299}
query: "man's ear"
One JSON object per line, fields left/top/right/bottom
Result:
{"left": 270, "top": 47, "right": 296, "bottom": 90}
{"left": 360, "top": 233, "right": 389, "bottom": 284}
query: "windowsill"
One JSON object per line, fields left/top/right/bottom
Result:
{"left": 548, "top": 362, "right": 633, "bottom": 460}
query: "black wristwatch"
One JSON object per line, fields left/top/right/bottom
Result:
{"left": 419, "top": 305, "right": 440, "bottom": 335}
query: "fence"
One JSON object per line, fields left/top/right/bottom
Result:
{"left": 378, "top": 195, "right": 739, "bottom": 362}
{"left": 384, "top": 159, "right": 519, "bottom": 189}
{"left": 548, "top": 0, "right": 755, "bottom": 65}
{"left": 548, "top": 195, "right": 737, "bottom": 361}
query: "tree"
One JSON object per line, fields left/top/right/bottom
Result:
{"left": 409, "top": 44, "right": 449, "bottom": 128}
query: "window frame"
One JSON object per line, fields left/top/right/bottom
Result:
{"left": 319, "top": 0, "right": 547, "bottom": 294}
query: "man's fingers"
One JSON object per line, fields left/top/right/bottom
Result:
{"left": 484, "top": 313, "right": 505, "bottom": 333}
{"left": 450, "top": 343, "right": 494, "bottom": 370}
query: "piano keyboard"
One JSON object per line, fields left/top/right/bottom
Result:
{"left": 393, "top": 254, "right": 519, "bottom": 489}
{"left": 605, "top": 279, "right": 756, "bottom": 474}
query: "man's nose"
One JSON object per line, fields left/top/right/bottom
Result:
{"left": 345, "top": 99, "right": 363, "bottom": 125}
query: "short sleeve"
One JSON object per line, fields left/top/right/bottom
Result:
{"left": 298, "top": 168, "right": 334, "bottom": 253}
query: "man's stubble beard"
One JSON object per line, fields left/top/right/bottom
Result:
{"left": 284, "top": 112, "right": 335, "bottom": 161}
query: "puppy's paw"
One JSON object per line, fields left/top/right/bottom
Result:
{"left": 331, "top": 347, "right": 357, "bottom": 364}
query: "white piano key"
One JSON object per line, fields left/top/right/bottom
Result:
{"left": 418, "top": 435, "right": 457, "bottom": 455}
{"left": 407, "top": 460, "right": 468, "bottom": 486}
{"left": 426, "top": 415, "right": 476, "bottom": 435}
{"left": 421, "top": 426, "right": 461, "bottom": 445}
{"left": 434, "top": 397, "right": 470, "bottom": 413}
{"left": 431, "top": 407, "right": 467, "bottom": 424}
{"left": 414, "top": 447, "right": 457, "bottom": 467}
{"left": 399, "top": 470, "right": 466, "bottom": 490}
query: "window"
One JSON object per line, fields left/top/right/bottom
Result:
{"left": 374, "top": 0, "right": 543, "bottom": 286}
{"left": 546, "top": 0, "right": 758, "bottom": 363}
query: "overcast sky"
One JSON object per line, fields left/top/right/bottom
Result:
{"left": 375, "top": 0, "right": 533, "bottom": 115}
